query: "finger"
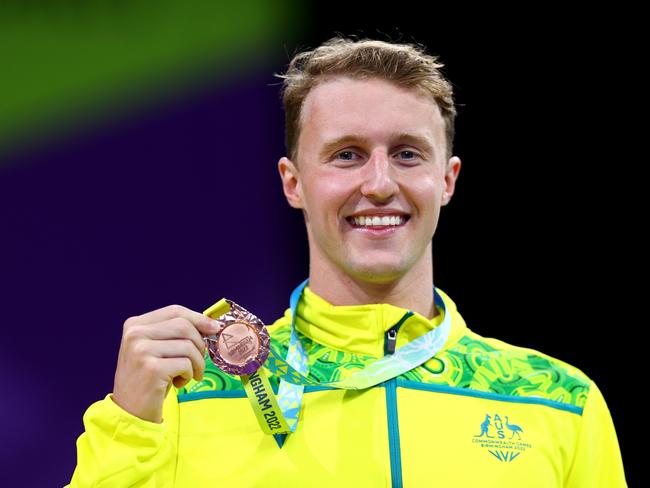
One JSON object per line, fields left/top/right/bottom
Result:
{"left": 161, "top": 357, "right": 193, "bottom": 389}
{"left": 150, "top": 339, "right": 206, "bottom": 381}
{"left": 130, "top": 304, "right": 224, "bottom": 335}
{"left": 173, "top": 375, "right": 191, "bottom": 389}
{"left": 139, "top": 318, "right": 207, "bottom": 354}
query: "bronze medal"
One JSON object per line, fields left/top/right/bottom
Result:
{"left": 204, "top": 299, "right": 269, "bottom": 376}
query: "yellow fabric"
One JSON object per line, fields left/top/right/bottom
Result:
{"left": 296, "top": 284, "right": 447, "bottom": 358}
{"left": 66, "top": 285, "right": 627, "bottom": 487}
{"left": 564, "top": 380, "right": 627, "bottom": 486}
{"left": 68, "top": 392, "right": 179, "bottom": 487}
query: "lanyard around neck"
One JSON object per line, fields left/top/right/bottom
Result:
{"left": 241, "top": 278, "right": 452, "bottom": 436}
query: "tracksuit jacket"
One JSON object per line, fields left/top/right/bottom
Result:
{"left": 67, "top": 282, "right": 627, "bottom": 487}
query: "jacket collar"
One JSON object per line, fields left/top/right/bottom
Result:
{"left": 289, "top": 278, "right": 467, "bottom": 358}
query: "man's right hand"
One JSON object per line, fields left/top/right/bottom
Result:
{"left": 112, "top": 305, "right": 223, "bottom": 423}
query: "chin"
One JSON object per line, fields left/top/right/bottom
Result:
{"left": 346, "top": 261, "right": 407, "bottom": 283}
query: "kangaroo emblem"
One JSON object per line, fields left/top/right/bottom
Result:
{"left": 505, "top": 416, "right": 523, "bottom": 439}
{"left": 474, "top": 414, "right": 494, "bottom": 438}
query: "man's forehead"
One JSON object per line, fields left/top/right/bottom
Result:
{"left": 310, "top": 80, "right": 440, "bottom": 118}
{"left": 304, "top": 77, "right": 440, "bottom": 115}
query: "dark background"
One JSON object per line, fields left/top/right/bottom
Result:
{"left": 0, "top": 2, "right": 639, "bottom": 486}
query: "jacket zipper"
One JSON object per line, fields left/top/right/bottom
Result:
{"left": 384, "top": 311, "right": 412, "bottom": 355}
{"left": 384, "top": 312, "right": 411, "bottom": 488}
{"left": 385, "top": 377, "right": 402, "bottom": 488}
{"left": 386, "top": 327, "right": 398, "bottom": 354}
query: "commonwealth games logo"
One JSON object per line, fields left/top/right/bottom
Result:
{"left": 472, "top": 413, "right": 533, "bottom": 462}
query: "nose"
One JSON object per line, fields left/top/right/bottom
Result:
{"left": 359, "top": 151, "right": 399, "bottom": 201}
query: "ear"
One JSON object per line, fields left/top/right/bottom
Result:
{"left": 441, "top": 156, "right": 462, "bottom": 206}
{"left": 278, "top": 156, "right": 304, "bottom": 209}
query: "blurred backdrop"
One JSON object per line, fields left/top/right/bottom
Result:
{"left": 0, "top": 1, "right": 638, "bottom": 485}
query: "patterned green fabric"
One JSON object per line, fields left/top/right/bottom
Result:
{"left": 180, "top": 321, "right": 590, "bottom": 409}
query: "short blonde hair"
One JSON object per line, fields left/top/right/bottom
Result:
{"left": 274, "top": 34, "right": 457, "bottom": 165}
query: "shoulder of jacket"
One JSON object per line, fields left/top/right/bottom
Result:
{"left": 445, "top": 328, "right": 593, "bottom": 410}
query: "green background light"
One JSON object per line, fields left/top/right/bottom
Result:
{"left": 0, "top": 0, "right": 307, "bottom": 159}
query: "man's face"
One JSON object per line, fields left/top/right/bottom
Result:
{"left": 278, "top": 76, "right": 460, "bottom": 284}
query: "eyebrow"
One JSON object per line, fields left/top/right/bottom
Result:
{"left": 318, "top": 133, "right": 436, "bottom": 158}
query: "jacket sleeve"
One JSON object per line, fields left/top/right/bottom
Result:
{"left": 65, "top": 388, "right": 179, "bottom": 488}
{"left": 564, "top": 379, "right": 627, "bottom": 487}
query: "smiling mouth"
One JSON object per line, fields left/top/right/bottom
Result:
{"left": 344, "top": 215, "right": 411, "bottom": 229}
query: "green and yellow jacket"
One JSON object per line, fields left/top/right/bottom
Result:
{"left": 68, "top": 283, "right": 627, "bottom": 487}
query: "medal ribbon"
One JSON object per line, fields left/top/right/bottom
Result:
{"left": 204, "top": 279, "right": 451, "bottom": 436}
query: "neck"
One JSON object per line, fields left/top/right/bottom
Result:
{"left": 307, "top": 246, "right": 438, "bottom": 320}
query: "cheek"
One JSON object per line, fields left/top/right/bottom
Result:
{"left": 410, "top": 179, "right": 441, "bottom": 213}
{"left": 306, "top": 175, "right": 354, "bottom": 212}
{"left": 302, "top": 180, "right": 349, "bottom": 227}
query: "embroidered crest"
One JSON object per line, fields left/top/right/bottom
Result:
{"left": 472, "top": 413, "right": 533, "bottom": 462}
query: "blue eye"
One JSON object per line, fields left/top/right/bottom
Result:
{"left": 337, "top": 151, "right": 358, "bottom": 161}
{"left": 398, "top": 150, "right": 418, "bottom": 160}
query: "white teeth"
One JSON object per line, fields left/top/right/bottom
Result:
{"left": 350, "top": 215, "right": 406, "bottom": 227}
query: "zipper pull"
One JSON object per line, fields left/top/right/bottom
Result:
{"left": 385, "top": 327, "right": 398, "bottom": 355}
{"left": 384, "top": 311, "right": 413, "bottom": 356}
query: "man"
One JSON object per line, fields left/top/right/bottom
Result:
{"left": 68, "top": 36, "right": 627, "bottom": 487}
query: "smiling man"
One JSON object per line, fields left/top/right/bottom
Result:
{"left": 68, "top": 36, "right": 627, "bottom": 487}
{"left": 278, "top": 75, "right": 458, "bottom": 319}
